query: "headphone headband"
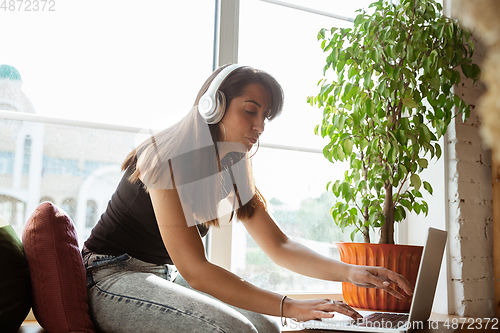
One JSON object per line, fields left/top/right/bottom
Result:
{"left": 198, "top": 64, "right": 243, "bottom": 124}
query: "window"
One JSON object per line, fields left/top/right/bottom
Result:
{"left": 0, "top": 1, "right": 215, "bottom": 244}
{"left": 22, "top": 135, "right": 31, "bottom": 174}
{"left": 1, "top": 0, "right": 383, "bottom": 295}
{"left": 86, "top": 200, "right": 97, "bottom": 228}
{"left": 84, "top": 161, "right": 115, "bottom": 177}
{"left": 0, "top": 1, "right": 215, "bottom": 128}
{"left": 61, "top": 198, "right": 76, "bottom": 221}
{"left": 0, "top": 195, "right": 25, "bottom": 230}
{"left": 231, "top": 0, "right": 375, "bottom": 292}
{"left": 40, "top": 196, "right": 54, "bottom": 204}
{"left": 0, "top": 151, "right": 14, "bottom": 174}
{"left": 42, "top": 156, "right": 79, "bottom": 176}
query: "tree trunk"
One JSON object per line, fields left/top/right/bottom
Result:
{"left": 363, "top": 206, "right": 371, "bottom": 243}
{"left": 380, "top": 182, "right": 394, "bottom": 244}
{"left": 363, "top": 227, "right": 370, "bottom": 243}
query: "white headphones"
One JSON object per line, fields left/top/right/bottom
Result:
{"left": 198, "top": 64, "right": 243, "bottom": 124}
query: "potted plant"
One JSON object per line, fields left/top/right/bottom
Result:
{"left": 308, "top": 0, "right": 480, "bottom": 311}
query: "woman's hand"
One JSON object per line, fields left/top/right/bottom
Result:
{"left": 283, "top": 298, "right": 362, "bottom": 322}
{"left": 345, "top": 264, "right": 414, "bottom": 299}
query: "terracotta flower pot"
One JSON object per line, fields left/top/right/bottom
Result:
{"left": 336, "top": 242, "right": 423, "bottom": 312}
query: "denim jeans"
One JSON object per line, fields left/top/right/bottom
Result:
{"left": 82, "top": 248, "right": 280, "bottom": 333}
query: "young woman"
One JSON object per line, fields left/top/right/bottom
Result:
{"left": 82, "top": 64, "right": 413, "bottom": 333}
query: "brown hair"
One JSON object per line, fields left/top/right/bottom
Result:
{"left": 122, "top": 64, "right": 284, "bottom": 226}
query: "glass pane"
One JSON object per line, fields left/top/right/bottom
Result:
{"left": 235, "top": 0, "right": 373, "bottom": 293}
{"left": 0, "top": 1, "right": 215, "bottom": 128}
{"left": 232, "top": 147, "right": 367, "bottom": 293}
{"left": 239, "top": 0, "right": 353, "bottom": 149}
{"left": 0, "top": 118, "right": 136, "bottom": 245}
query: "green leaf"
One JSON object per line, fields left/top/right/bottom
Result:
{"left": 413, "top": 203, "right": 421, "bottom": 214}
{"left": 472, "top": 64, "right": 481, "bottom": 81}
{"left": 429, "top": 50, "right": 438, "bottom": 66}
{"left": 436, "top": 25, "right": 444, "bottom": 38}
{"left": 384, "top": 142, "right": 391, "bottom": 156}
{"left": 323, "top": 146, "right": 333, "bottom": 163}
{"left": 401, "top": 199, "right": 412, "bottom": 210}
{"left": 441, "top": 83, "right": 451, "bottom": 96}
{"left": 428, "top": 78, "right": 440, "bottom": 91}
{"left": 343, "top": 139, "right": 354, "bottom": 156}
{"left": 369, "top": 212, "right": 377, "bottom": 225}
{"left": 399, "top": 164, "right": 407, "bottom": 176}
{"left": 435, "top": 143, "right": 442, "bottom": 159}
{"left": 423, "top": 57, "right": 430, "bottom": 73}
{"left": 451, "top": 70, "right": 461, "bottom": 85}
{"left": 349, "top": 207, "right": 358, "bottom": 217}
{"left": 418, "top": 158, "right": 428, "bottom": 169}
{"left": 394, "top": 206, "right": 402, "bottom": 221}
{"left": 423, "top": 181, "right": 433, "bottom": 195}
{"left": 410, "top": 174, "right": 421, "bottom": 190}
{"left": 350, "top": 229, "right": 357, "bottom": 241}
{"left": 420, "top": 125, "right": 432, "bottom": 143}
{"left": 358, "top": 180, "right": 367, "bottom": 191}
{"left": 337, "top": 145, "right": 345, "bottom": 161}
{"left": 354, "top": 14, "right": 364, "bottom": 26}
{"left": 461, "top": 64, "right": 473, "bottom": 78}
{"left": 364, "top": 71, "right": 372, "bottom": 89}
{"left": 360, "top": 139, "right": 368, "bottom": 151}
{"left": 389, "top": 146, "right": 398, "bottom": 164}
{"left": 332, "top": 181, "right": 341, "bottom": 196}
{"left": 402, "top": 96, "right": 419, "bottom": 108}
{"left": 317, "top": 28, "right": 326, "bottom": 41}
{"left": 331, "top": 49, "right": 339, "bottom": 68}
{"left": 407, "top": 44, "right": 414, "bottom": 62}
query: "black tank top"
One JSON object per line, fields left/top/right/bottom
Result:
{"left": 84, "top": 166, "right": 210, "bottom": 265}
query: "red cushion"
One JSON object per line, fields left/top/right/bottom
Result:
{"left": 22, "top": 202, "right": 95, "bottom": 333}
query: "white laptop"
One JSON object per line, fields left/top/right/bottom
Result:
{"left": 303, "top": 227, "right": 448, "bottom": 333}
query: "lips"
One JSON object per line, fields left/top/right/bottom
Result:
{"left": 247, "top": 137, "right": 258, "bottom": 144}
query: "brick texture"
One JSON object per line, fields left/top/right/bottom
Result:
{"left": 446, "top": 33, "right": 494, "bottom": 317}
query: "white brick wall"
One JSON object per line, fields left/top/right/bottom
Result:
{"left": 446, "top": 36, "right": 494, "bottom": 316}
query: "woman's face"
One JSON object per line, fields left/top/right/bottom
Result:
{"left": 220, "top": 83, "right": 271, "bottom": 151}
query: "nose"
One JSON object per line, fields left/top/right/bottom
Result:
{"left": 253, "top": 115, "right": 265, "bottom": 135}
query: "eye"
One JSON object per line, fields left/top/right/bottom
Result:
{"left": 246, "top": 110, "right": 257, "bottom": 115}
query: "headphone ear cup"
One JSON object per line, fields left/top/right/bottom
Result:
{"left": 198, "top": 64, "right": 241, "bottom": 124}
{"left": 205, "top": 90, "right": 227, "bottom": 124}
{"left": 215, "top": 90, "right": 226, "bottom": 121}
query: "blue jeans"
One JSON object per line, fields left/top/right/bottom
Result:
{"left": 82, "top": 248, "right": 280, "bottom": 333}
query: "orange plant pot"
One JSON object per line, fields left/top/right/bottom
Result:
{"left": 336, "top": 242, "right": 423, "bottom": 312}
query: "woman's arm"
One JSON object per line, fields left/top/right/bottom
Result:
{"left": 241, "top": 203, "right": 414, "bottom": 299}
{"left": 149, "top": 188, "right": 361, "bottom": 322}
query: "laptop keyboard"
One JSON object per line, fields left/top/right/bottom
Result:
{"left": 355, "top": 313, "right": 409, "bottom": 328}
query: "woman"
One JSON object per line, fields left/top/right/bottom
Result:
{"left": 82, "top": 64, "right": 413, "bottom": 333}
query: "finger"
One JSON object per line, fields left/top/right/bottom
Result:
{"left": 312, "top": 310, "right": 335, "bottom": 320}
{"left": 323, "top": 301, "right": 363, "bottom": 319}
{"left": 365, "top": 272, "right": 394, "bottom": 290}
{"left": 378, "top": 272, "right": 414, "bottom": 297}
{"left": 364, "top": 276, "right": 407, "bottom": 300}
{"left": 380, "top": 283, "right": 406, "bottom": 300}
{"left": 373, "top": 267, "right": 414, "bottom": 295}
{"left": 387, "top": 273, "right": 414, "bottom": 296}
